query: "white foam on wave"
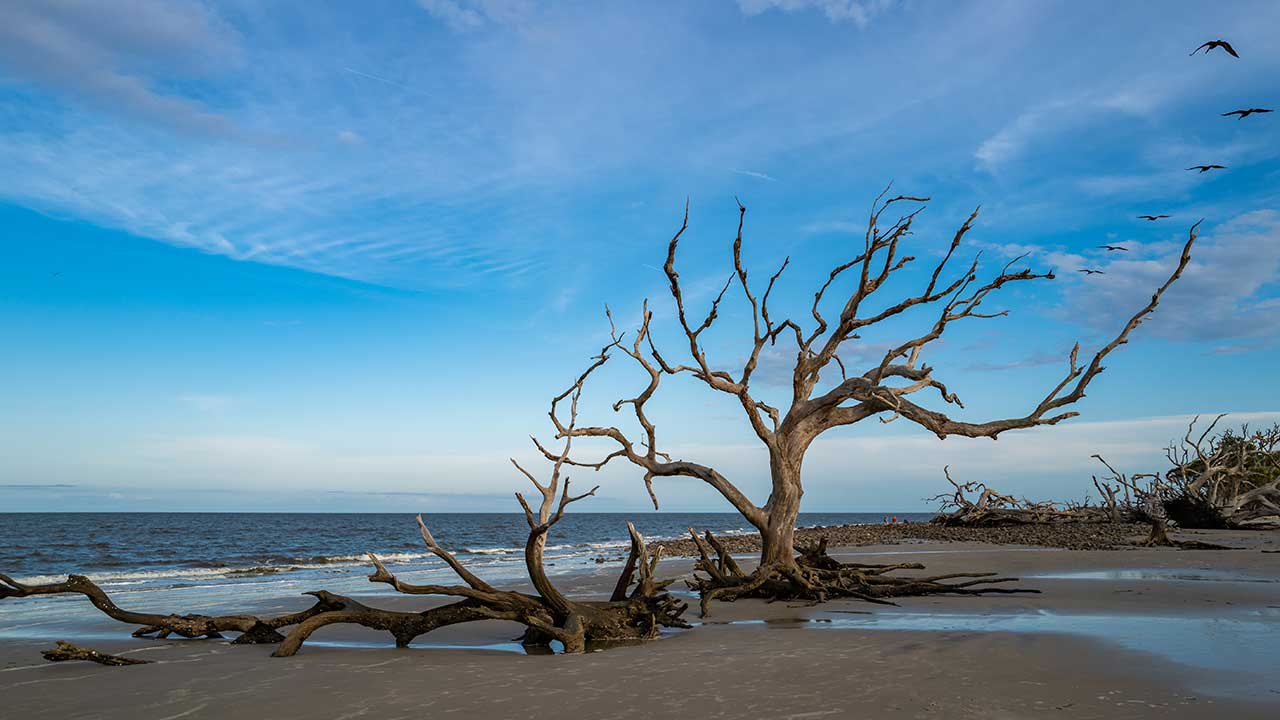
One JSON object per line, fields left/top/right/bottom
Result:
{"left": 9, "top": 542, "right": 629, "bottom": 590}
{"left": 11, "top": 550, "right": 446, "bottom": 588}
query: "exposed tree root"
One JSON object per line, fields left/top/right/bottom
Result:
{"left": 686, "top": 531, "right": 1039, "bottom": 616}
{"left": 41, "top": 641, "right": 152, "bottom": 666}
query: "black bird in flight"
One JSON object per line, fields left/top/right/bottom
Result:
{"left": 1187, "top": 164, "right": 1226, "bottom": 173}
{"left": 1078, "top": 269, "right": 1105, "bottom": 275}
{"left": 1222, "top": 108, "right": 1273, "bottom": 120}
{"left": 1098, "top": 245, "right": 1128, "bottom": 252}
{"left": 1190, "top": 40, "right": 1239, "bottom": 58}
{"left": 1136, "top": 215, "right": 1170, "bottom": 221}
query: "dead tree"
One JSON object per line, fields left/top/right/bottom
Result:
{"left": 1094, "top": 416, "right": 1280, "bottom": 530}
{"left": 1, "top": 398, "right": 688, "bottom": 655}
{"left": 930, "top": 466, "right": 1117, "bottom": 526}
{"left": 1091, "top": 453, "right": 1235, "bottom": 549}
{"left": 535, "top": 190, "right": 1199, "bottom": 607}
{"left": 1158, "top": 416, "right": 1280, "bottom": 528}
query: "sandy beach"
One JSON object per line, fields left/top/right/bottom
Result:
{"left": 2, "top": 528, "right": 1277, "bottom": 719}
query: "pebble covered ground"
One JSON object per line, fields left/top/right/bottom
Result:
{"left": 648, "top": 521, "right": 1151, "bottom": 559}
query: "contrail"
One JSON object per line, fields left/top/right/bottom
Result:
{"left": 343, "top": 67, "right": 414, "bottom": 91}
{"left": 732, "top": 169, "right": 778, "bottom": 182}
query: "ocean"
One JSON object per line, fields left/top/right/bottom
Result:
{"left": 0, "top": 512, "right": 932, "bottom": 636}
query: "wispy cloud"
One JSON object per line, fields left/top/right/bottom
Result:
{"left": 177, "top": 394, "right": 234, "bottom": 412}
{"left": 965, "top": 348, "right": 1067, "bottom": 373}
{"left": 416, "top": 0, "right": 533, "bottom": 31}
{"left": 1054, "top": 210, "right": 1280, "bottom": 345}
{"left": 736, "top": 0, "right": 898, "bottom": 27}
{"left": 0, "top": 0, "right": 241, "bottom": 136}
{"left": 341, "top": 68, "right": 411, "bottom": 93}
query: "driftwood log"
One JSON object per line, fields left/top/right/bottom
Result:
{"left": 531, "top": 188, "right": 1199, "bottom": 604}
{"left": 41, "top": 641, "right": 152, "bottom": 666}
{"left": 1, "top": 397, "right": 688, "bottom": 656}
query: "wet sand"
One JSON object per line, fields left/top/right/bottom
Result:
{"left": 2, "top": 529, "right": 1277, "bottom": 719}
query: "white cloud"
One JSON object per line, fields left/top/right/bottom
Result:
{"left": 132, "top": 433, "right": 516, "bottom": 493}
{"left": 0, "top": 0, "right": 241, "bottom": 135}
{"left": 732, "top": 169, "right": 778, "bottom": 182}
{"left": 1057, "top": 210, "right": 1280, "bottom": 345}
{"left": 973, "top": 211, "right": 1280, "bottom": 346}
{"left": 416, "top": 0, "right": 534, "bottom": 31}
{"left": 736, "top": 0, "right": 898, "bottom": 27}
{"left": 336, "top": 130, "right": 365, "bottom": 145}
{"left": 974, "top": 105, "right": 1055, "bottom": 172}
{"left": 654, "top": 412, "right": 1280, "bottom": 510}
{"left": 417, "top": 0, "right": 485, "bottom": 30}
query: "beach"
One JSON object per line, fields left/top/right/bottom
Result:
{"left": 2, "top": 528, "right": 1278, "bottom": 719}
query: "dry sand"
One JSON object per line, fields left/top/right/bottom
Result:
{"left": 2, "top": 529, "right": 1277, "bottom": 719}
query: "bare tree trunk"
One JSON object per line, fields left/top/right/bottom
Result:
{"left": 760, "top": 452, "right": 803, "bottom": 569}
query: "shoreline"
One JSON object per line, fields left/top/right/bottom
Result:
{"left": 2, "top": 530, "right": 1278, "bottom": 718}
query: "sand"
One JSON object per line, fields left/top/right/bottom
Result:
{"left": 2, "top": 529, "right": 1277, "bottom": 719}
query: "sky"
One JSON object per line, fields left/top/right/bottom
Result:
{"left": 1, "top": 0, "right": 1279, "bottom": 513}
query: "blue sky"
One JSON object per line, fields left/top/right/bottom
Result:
{"left": 2, "top": 0, "right": 1279, "bottom": 513}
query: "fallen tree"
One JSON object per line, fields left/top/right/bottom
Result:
{"left": 536, "top": 189, "right": 1199, "bottom": 606}
{"left": 931, "top": 454, "right": 1239, "bottom": 549}
{"left": 1084, "top": 416, "right": 1279, "bottom": 546}
{"left": 929, "top": 466, "right": 1123, "bottom": 526}
{"left": 1, "top": 403, "right": 689, "bottom": 655}
{"left": 1157, "top": 416, "right": 1280, "bottom": 529}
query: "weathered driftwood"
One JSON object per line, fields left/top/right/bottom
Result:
{"left": 930, "top": 467, "right": 1120, "bottom": 527}
{"left": 2, "top": 399, "right": 688, "bottom": 656}
{"left": 532, "top": 189, "right": 1198, "bottom": 603}
{"left": 41, "top": 641, "right": 152, "bottom": 666}
{"left": 932, "top": 457, "right": 1239, "bottom": 549}
{"left": 0, "top": 572, "right": 340, "bottom": 643}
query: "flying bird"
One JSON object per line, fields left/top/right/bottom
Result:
{"left": 1222, "top": 108, "right": 1273, "bottom": 120}
{"left": 1098, "top": 245, "right": 1128, "bottom": 252}
{"left": 1136, "top": 215, "right": 1170, "bottom": 221}
{"left": 1190, "top": 40, "right": 1239, "bottom": 58}
{"left": 1186, "top": 164, "right": 1226, "bottom": 173}
{"left": 1078, "top": 269, "right": 1105, "bottom": 275}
